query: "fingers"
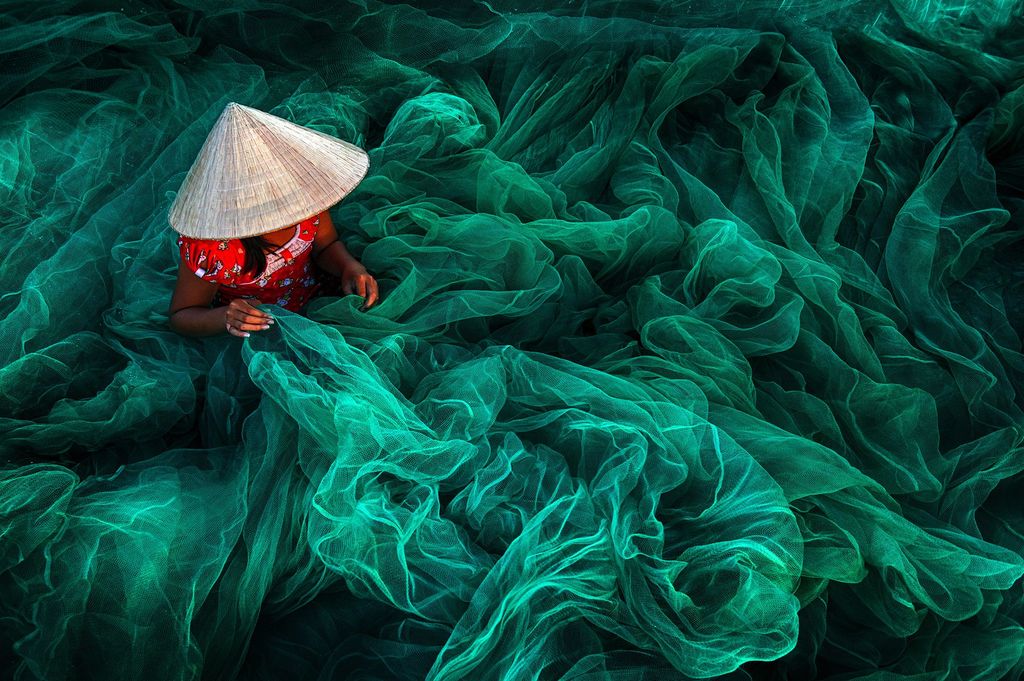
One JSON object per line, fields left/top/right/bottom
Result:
{"left": 236, "top": 299, "right": 274, "bottom": 321}
{"left": 367, "top": 278, "right": 379, "bottom": 307}
{"left": 226, "top": 325, "right": 269, "bottom": 337}
{"left": 357, "top": 274, "right": 379, "bottom": 308}
{"left": 225, "top": 299, "right": 275, "bottom": 338}
{"left": 228, "top": 310, "right": 274, "bottom": 327}
{"left": 225, "top": 322, "right": 248, "bottom": 338}
{"left": 234, "top": 320, "right": 273, "bottom": 332}
{"left": 225, "top": 318, "right": 272, "bottom": 337}
{"left": 340, "top": 272, "right": 380, "bottom": 309}
{"left": 227, "top": 309, "right": 274, "bottom": 327}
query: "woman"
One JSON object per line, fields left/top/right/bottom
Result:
{"left": 165, "top": 101, "right": 378, "bottom": 338}
{"left": 168, "top": 209, "right": 379, "bottom": 338}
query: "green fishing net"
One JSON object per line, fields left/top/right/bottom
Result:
{"left": 2, "top": 0, "right": 1024, "bottom": 679}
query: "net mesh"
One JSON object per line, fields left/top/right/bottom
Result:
{"left": 2, "top": 1, "right": 1024, "bottom": 679}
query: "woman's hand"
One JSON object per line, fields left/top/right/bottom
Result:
{"left": 341, "top": 262, "right": 379, "bottom": 309}
{"left": 223, "top": 298, "right": 275, "bottom": 337}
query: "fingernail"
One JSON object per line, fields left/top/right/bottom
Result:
{"left": 261, "top": 325, "right": 269, "bottom": 329}
{"left": 244, "top": 332, "right": 251, "bottom": 337}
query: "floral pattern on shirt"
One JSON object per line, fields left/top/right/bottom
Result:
{"left": 177, "top": 214, "right": 324, "bottom": 312}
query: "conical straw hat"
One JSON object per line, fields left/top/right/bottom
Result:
{"left": 168, "top": 102, "right": 370, "bottom": 239}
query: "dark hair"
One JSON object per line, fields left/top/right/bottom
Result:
{"left": 239, "top": 234, "right": 278, "bottom": 277}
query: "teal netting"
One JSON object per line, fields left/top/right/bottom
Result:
{"left": 2, "top": 1, "right": 1024, "bottom": 679}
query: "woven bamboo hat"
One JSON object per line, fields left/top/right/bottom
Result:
{"left": 168, "top": 102, "right": 370, "bottom": 239}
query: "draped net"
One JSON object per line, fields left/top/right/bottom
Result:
{"left": 2, "top": 1, "right": 1024, "bottom": 679}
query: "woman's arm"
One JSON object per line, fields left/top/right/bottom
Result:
{"left": 170, "top": 307, "right": 232, "bottom": 337}
{"left": 311, "top": 210, "right": 380, "bottom": 308}
{"left": 168, "top": 261, "right": 224, "bottom": 336}
{"left": 311, "top": 210, "right": 360, "bottom": 276}
{"left": 167, "top": 261, "right": 273, "bottom": 337}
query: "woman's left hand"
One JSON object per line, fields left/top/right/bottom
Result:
{"left": 341, "top": 262, "right": 379, "bottom": 309}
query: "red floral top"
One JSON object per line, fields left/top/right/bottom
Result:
{"left": 177, "top": 213, "right": 323, "bottom": 312}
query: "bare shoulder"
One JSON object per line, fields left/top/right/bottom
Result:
{"left": 317, "top": 210, "right": 336, "bottom": 229}
{"left": 313, "top": 210, "right": 339, "bottom": 245}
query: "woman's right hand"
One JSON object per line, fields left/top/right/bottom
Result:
{"left": 223, "top": 298, "right": 275, "bottom": 338}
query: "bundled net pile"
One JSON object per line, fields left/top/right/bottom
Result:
{"left": 2, "top": 1, "right": 1024, "bottom": 679}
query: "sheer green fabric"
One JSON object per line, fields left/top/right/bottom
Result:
{"left": 2, "top": 1, "right": 1024, "bottom": 679}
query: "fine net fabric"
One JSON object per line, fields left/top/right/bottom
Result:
{"left": 2, "top": 1, "right": 1024, "bottom": 679}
